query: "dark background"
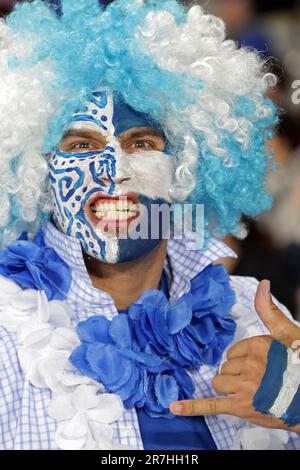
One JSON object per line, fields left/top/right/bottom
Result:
{"left": 0, "top": 1, "right": 297, "bottom": 15}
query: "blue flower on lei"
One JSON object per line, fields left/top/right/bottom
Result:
{"left": 0, "top": 231, "right": 71, "bottom": 301}
{"left": 70, "top": 314, "right": 195, "bottom": 418}
{"left": 70, "top": 264, "right": 236, "bottom": 418}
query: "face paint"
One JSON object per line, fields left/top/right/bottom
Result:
{"left": 253, "top": 339, "right": 300, "bottom": 427}
{"left": 48, "top": 90, "right": 174, "bottom": 263}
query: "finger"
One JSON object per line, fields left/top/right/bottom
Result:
{"left": 212, "top": 374, "right": 241, "bottom": 394}
{"left": 220, "top": 357, "right": 245, "bottom": 375}
{"left": 227, "top": 338, "right": 250, "bottom": 360}
{"left": 255, "top": 280, "right": 300, "bottom": 347}
{"left": 170, "top": 397, "right": 233, "bottom": 417}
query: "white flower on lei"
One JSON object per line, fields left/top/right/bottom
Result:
{"left": 233, "top": 426, "right": 290, "bottom": 450}
{"left": 49, "top": 385, "right": 124, "bottom": 450}
{"left": 0, "top": 275, "right": 125, "bottom": 450}
{"left": 0, "top": 276, "right": 38, "bottom": 331}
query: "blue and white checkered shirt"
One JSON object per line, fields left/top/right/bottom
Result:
{"left": 1, "top": 222, "right": 300, "bottom": 450}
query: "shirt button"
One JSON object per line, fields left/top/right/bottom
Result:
{"left": 124, "top": 427, "right": 134, "bottom": 437}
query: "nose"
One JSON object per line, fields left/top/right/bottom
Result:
{"left": 95, "top": 144, "right": 131, "bottom": 186}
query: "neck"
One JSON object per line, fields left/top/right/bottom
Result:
{"left": 83, "top": 241, "right": 168, "bottom": 310}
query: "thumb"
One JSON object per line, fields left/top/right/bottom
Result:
{"left": 255, "top": 279, "right": 300, "bottom": 347}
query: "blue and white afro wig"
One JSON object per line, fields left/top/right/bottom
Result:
{"left": 0, "top": 0, "right": 277, "bottom": 246}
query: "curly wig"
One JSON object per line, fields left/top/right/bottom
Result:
{"left": 0, "top": 0, "right": 277, "bottom": 246}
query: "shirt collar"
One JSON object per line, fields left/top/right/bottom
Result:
{"left": 43, "top": 221, "right": 237, "bottom": 304}
{"left": 165, "top": 234, "right": 237, "bottom": 301}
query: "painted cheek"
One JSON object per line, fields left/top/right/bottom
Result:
{"left": 49, "top": 149, "right": 119, "bottom": 224}
{"left": 126, "top": 152, "right": 174, "bottom": 202}
{"left": 49, "top": 154, "right": 89, "bottom": 224}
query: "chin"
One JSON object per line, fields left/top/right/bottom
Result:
{"left": 116, "top": 238, "right": 163, "bottom": 264}
{"left": 83, "top": 237, "right": 163, "bottom": 265}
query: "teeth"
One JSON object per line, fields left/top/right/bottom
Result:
{"left": 93, "top": 210, "right": 138, "bottom": 221}
{"left": 91, "top": 199, "right": 138, "bottom": 220}
{"left": 118, "top": 212, "right": 127, "bottom": 221}
{"left": 93, "top": 207, "right": 137, "bottom": 220}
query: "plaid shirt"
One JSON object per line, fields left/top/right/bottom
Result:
{"left": 1, "top": 222, "right": 300, "bottom": 450}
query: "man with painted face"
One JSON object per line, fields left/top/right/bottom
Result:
{"left": 50, "top": 90, "right": 173, "bottom": 263}
{"left": 0, "top": 0, "right": 300, "bottom": 451}
{"left": 49, "top": 89, "right": 174, "bottom": 309}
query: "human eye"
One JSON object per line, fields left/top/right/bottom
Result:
{"left": 123, "top": 140, "right": 156, "bottom": 153}
{"left": 59, "top": 133, "right": 107, "bottom": 153}
{"left": 120, "top": 132, "right": 165, "bottom": 154}
{"left": 72, "top": 142, "right": 94, "bottom": 151}
{"left": 132, "top": 140, "right": 153, "bottom": 149}
{"left": 60, "top": 141, "right": 103, "bottom": 153}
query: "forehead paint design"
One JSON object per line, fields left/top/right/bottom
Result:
{"left": 48, "top": 90, "right": 174, "bottom": 263}
{"left": 112, "top": 92, "right": 156, "bottom": 135}
{"left": 112, "top": 92, "right": 172, "bottom": 154}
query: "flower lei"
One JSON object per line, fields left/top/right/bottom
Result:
{"left": 0, "top": 232, "right": 237, "bottom": 445}
{"left": 0, "top": 233, "right": 124, "bottom": 450}
{"left": 70, "top": 263, "right": 237, "bottom": 418}
{"left": 0, "top": 231, "right": 71, "bottom": 301}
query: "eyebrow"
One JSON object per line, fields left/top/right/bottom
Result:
{"left": 61, "top": 129, "right": 107, "bottom": 141}
{"left": 61, "top": 127, "right": 164, "bottom": 142}
{"left": 119, "top": 128, "right": 164, "bottom": 140}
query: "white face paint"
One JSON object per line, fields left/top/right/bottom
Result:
{"left": 48, "top": 90, "right": 174, "bottom": 263}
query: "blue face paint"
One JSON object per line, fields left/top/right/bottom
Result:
{"left": 253, "top": 340, "right": 287, "bottom": 414}
{"left": 72, "top": 90, "right": 109, "bottom": 131}
{"left": 112, "top": 92, "right": 172, "bottom": 155}
{"left": 253, "top": 339, "right": 300, "bottom": 427}
{"left": 117, "top": 195, "right": 172, "bottom": 263}
{"left": 112, "top": 92, "right": 154, "bottom": 136}
{"left": 48, "top": 90, "right": 175, "bottom": 263}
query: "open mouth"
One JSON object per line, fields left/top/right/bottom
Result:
{"left": 85, "top": 192, "right": 141, "bottom": 229}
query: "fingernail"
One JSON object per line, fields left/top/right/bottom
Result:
{"left": 263, "top": 279, "right": 271, "bottom": 297}
{"left": 170, "top": 402, "right": 183, "bottom": 414}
